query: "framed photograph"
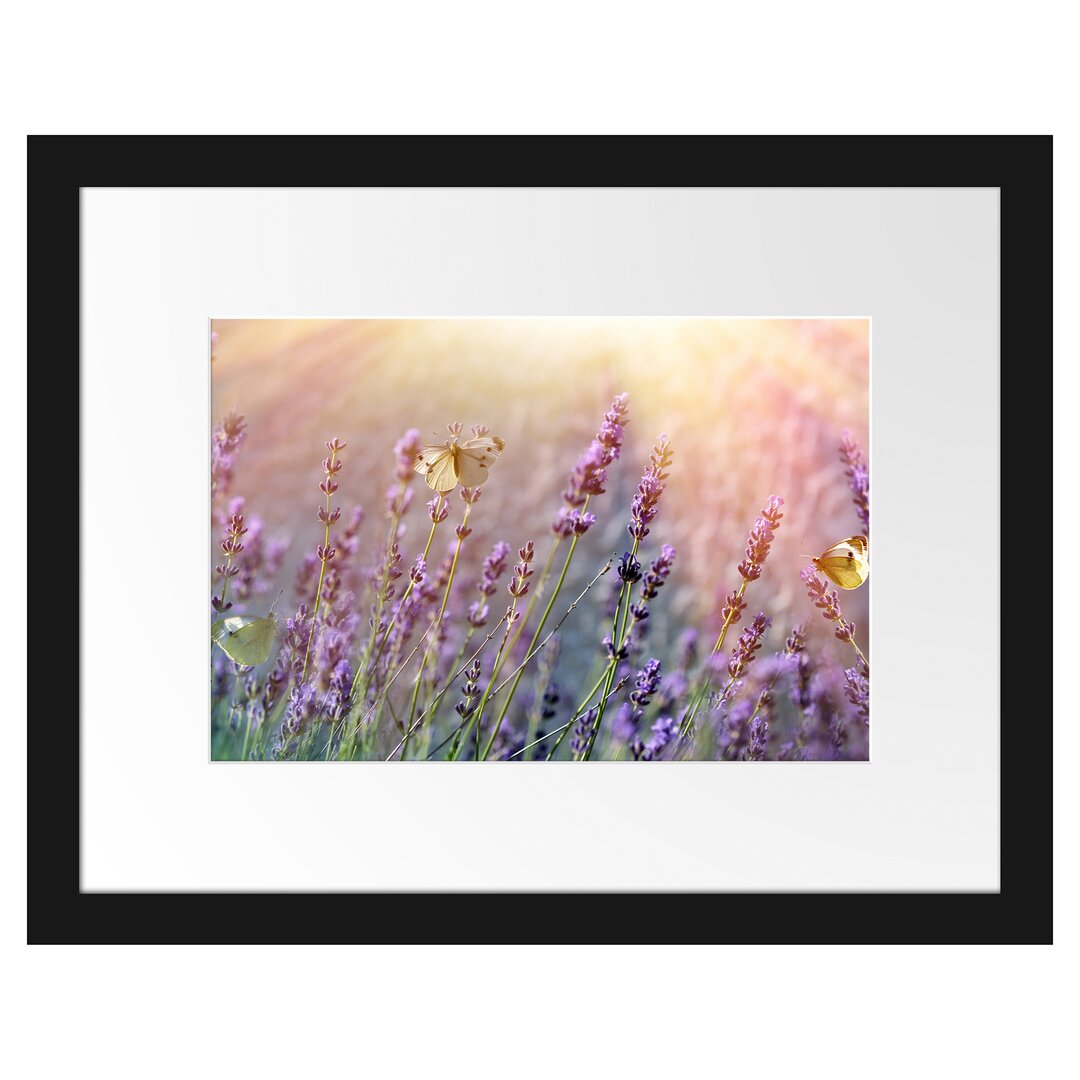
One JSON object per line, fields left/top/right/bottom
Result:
{"left": 29, "top": 135, "right": 1050, "bottom": 942}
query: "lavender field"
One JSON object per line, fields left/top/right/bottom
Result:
{"left": 211, "top": 318, "right": 869, "bottom": 761}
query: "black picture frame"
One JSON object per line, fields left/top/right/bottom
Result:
{"left": 28, "top": 135, "right": 1052, "bottom": 943}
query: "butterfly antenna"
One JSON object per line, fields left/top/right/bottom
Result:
{"left": 268, "top": 588, "right": 285, "bottom": 615}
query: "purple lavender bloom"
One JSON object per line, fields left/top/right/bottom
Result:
{"left": 410, "top": 556, "right": 428, "bottom": 585}
{"left": 597, "top": 392, "right": 630, "bottom": 455}
{"left": 427, "top": 495, "right": 449, "bottom": 524}
{"left": 800, "top": 565, "right": 857, "bottom": 644}
{"left": 845, "top": 659, "right": 870, "bottom": 725}
{"left": 745, "top": 715, "right": 768, "bottom": 761}
{"left": 211, "top": 510, "right": 247, "bottom": 612}
{"left": 455, "top": 659, "right": 482, "bottom": 719}
{"left": 570, "top": 707, "right": 598, "bottom": 756}
{"left": 384, "top": 428, "right": 423, "bottom": 517}
{"left": 634, "top": 715, "right": 678, "bottom": 760}
{"left": 737, "top": 496, "right": 784, "bottom": 581}
{"left": 716, "top": 697, "right": 754, "bottom": 759}
{"left": 322, "top": 657, "right": 353, "bottom": 720}
{"left": 385, "top": 482, "right": 414, "bottom": 518}
{"left": 479, "top": 542, "right": 511, "bottom": 597}
{"left": 541, "top": 682, "right": 560, "bottom": 720}
{"left": 655, "top": 670, "right": 688, "bottom": 714}
{"left": 719, "top": 588, "right": 747, "bottom": 629}
{"left": 612, "top": 701, "right": 639, "bottom": 743}
{"left": 677, "top": 627, "right": 698, "bottom": 669}
{"left": 211, "top": 410, "right": 247, "bottom": 500}
{"left": 393, "top": 428, "right": 423, "bottom": 484}
{"left": 839, "top": 431, "right": 870, "bottom": 537}
{"left": 727, "top": 613, "right": 772, "bottom": 682}
{"left": 273, "top": 681, "right": 318, "bottom": 758}
{"left": 551, "top": 393, "right": 630, "bottom": 535}
{"left": 617, "top": 551, "right": 643, "bottom": 585}
{"left": 381, "top": 575, "right": 436, "bottom": 679}
{"left": 630, "top": 658, "right": 662, "bottom": 707}
{"left": 641, "top": 544, "right": 676, "bottom": 600}
{"left": 508, "top": 542, "right": 536, "bottom": 598}
{"left": 628, "top": 435, "right": 673, "bottom": 541}
{"left": 790, "top": 649, "right": 813, "bottom": 710}
{"left": 467, "top": 601, "right": 490, "bottom": 628}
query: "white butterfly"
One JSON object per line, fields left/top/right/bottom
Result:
{"left": 804, "top": 534, "right": 869, "bottom": 590}
{"left": 413, "top": 433, "right": 506, "bottom": 492}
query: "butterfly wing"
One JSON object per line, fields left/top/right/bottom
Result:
{"left": 212, "top": 615, "right": 276, "bottom": 665}
{"left": 414, "top": 445, "right": 458, "bottom": 492}
{"left": 815, "top": 534, "right": 869, "bottom": 590}
{"left": 816, "top": 556, "right": 867, "bottom": 589}
{"left": 835, "top": 535, "right": 867, "bottom": 558}
{"left": 455, "top": 435, "right": 505, "bottom": 487}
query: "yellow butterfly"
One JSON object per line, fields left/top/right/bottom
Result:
{"left": 805, "top": 535, "right": 869, "bottom": 589}
{"left": 413, "top": 433, "right": 505, "bottom": 492}
{"left": 211, "top": 592, "right": 281, "bottom": 666}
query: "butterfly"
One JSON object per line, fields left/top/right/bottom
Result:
{"left": 805, "top": 535, "right": 869, "bottom": 589}
{"left": 413, "top": 433, "right": 505, "bottom": 492}
{"left": 211, "top": 592, "right": 282, "bottom": 666}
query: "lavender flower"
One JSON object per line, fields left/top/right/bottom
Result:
{"left": 612, "top": 701, "right": 638, "bottom": 743}
{"left": 641, "top": 544, "right": 676, "bottom": 600}
{"left": 570, "top": 707, "right": 598, "bottom": 756}
{"left": 845, "top": 658, "right": 869, "bottom": 725}
{"left": 542, "top": 683, "right": 560, "bottom": 721}
{"left": 386, "top": 428, "right": 423, "bottom": 517}
{"left": 455, "top": 659, "right": 482, "bottom": 719}
{"left": 628, "top": 435, "right": 673, "bottom": 540}
{"left": 786, "top": 623, "right": 813, "bottom": 710}
{"left": 654, "top": 670, "right": 688, "bottom": 714}
{"left": 229, "top": 506, "right": 288, "bottom": 605}
{"left": 273, "top": 681, "right": 318, "bottom": 759}
{"left": 468, "top": 542, "right": 510, "bottom": 627}
{"left": 630, "top": 658, "right": 662, "bottom": 707}
{"left": 745, "top": 715, "right": 768, "bottom": 761}
{"left": 617, "top": 551, "right": 642, "bottom": 585}
{"left": 715, "top": 697, "right": 755, "bottom": 759}
{"left": 737, "top": 496, "right": 784, "bottom": 581}
{"left": 211, "top": 410, "right": 247, "bottom": 500}
{"left": 633, "top": 716, "right": 678, "bottom": 761}
{"left": 212, "top": 511, "right": 247, "bottom": 612}
{"left": 507, "top": 541, "right": 535, "bottom": 599}
{"left": 394, "top": 428, "right": 423, "bottom": 484}
{"left": 801, "top": 565, "right": 858, "bottom": 646}
{"left": 839, "top": 431, "right": 870, "bottom": 537}
{"left": 720, "top": 589, "right": 747, "bottom": 629}
{"left": 552, "top": 392, "right": 630, "bottom": 536}
{"left": 727, "top": 613, "right": 772, "bottom": 682}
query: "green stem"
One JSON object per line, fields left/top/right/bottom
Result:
{"left": 489, "top": 527, "right": 583, "bottom": 741}
{"left": 489, "top": 537, "right": 561, "bottom": 683}
{"left": 402, "top": 502, "right": 471, "bottom": 759}
{"left": 393, "top": 557, "right": 615, "bottom": 762}
{"left": 369, "top": 508, "right": 442, "bottom": 675}
{"left": 680, "top": 578, "right": 749, "bottom": 738}
{"left": 545, "top": 667, "right": 610, "bottom": 760}
{"left": 466, "top": 600, "right": 520, "bottom": 761}
{"left": 301, "top": 444, "right": 340, "bottom": 685}
{"left": 349, "top": 498, "right": 408, "bottom": 705}
{"left": 582, "top": 539, "right": 639, "bottom": 760}
{"left": 382, "top": 614, "right": 512, "bottom": 761}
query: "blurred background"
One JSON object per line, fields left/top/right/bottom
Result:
{"left": 211, "top": 317, "right": 869, "bottom": 677}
